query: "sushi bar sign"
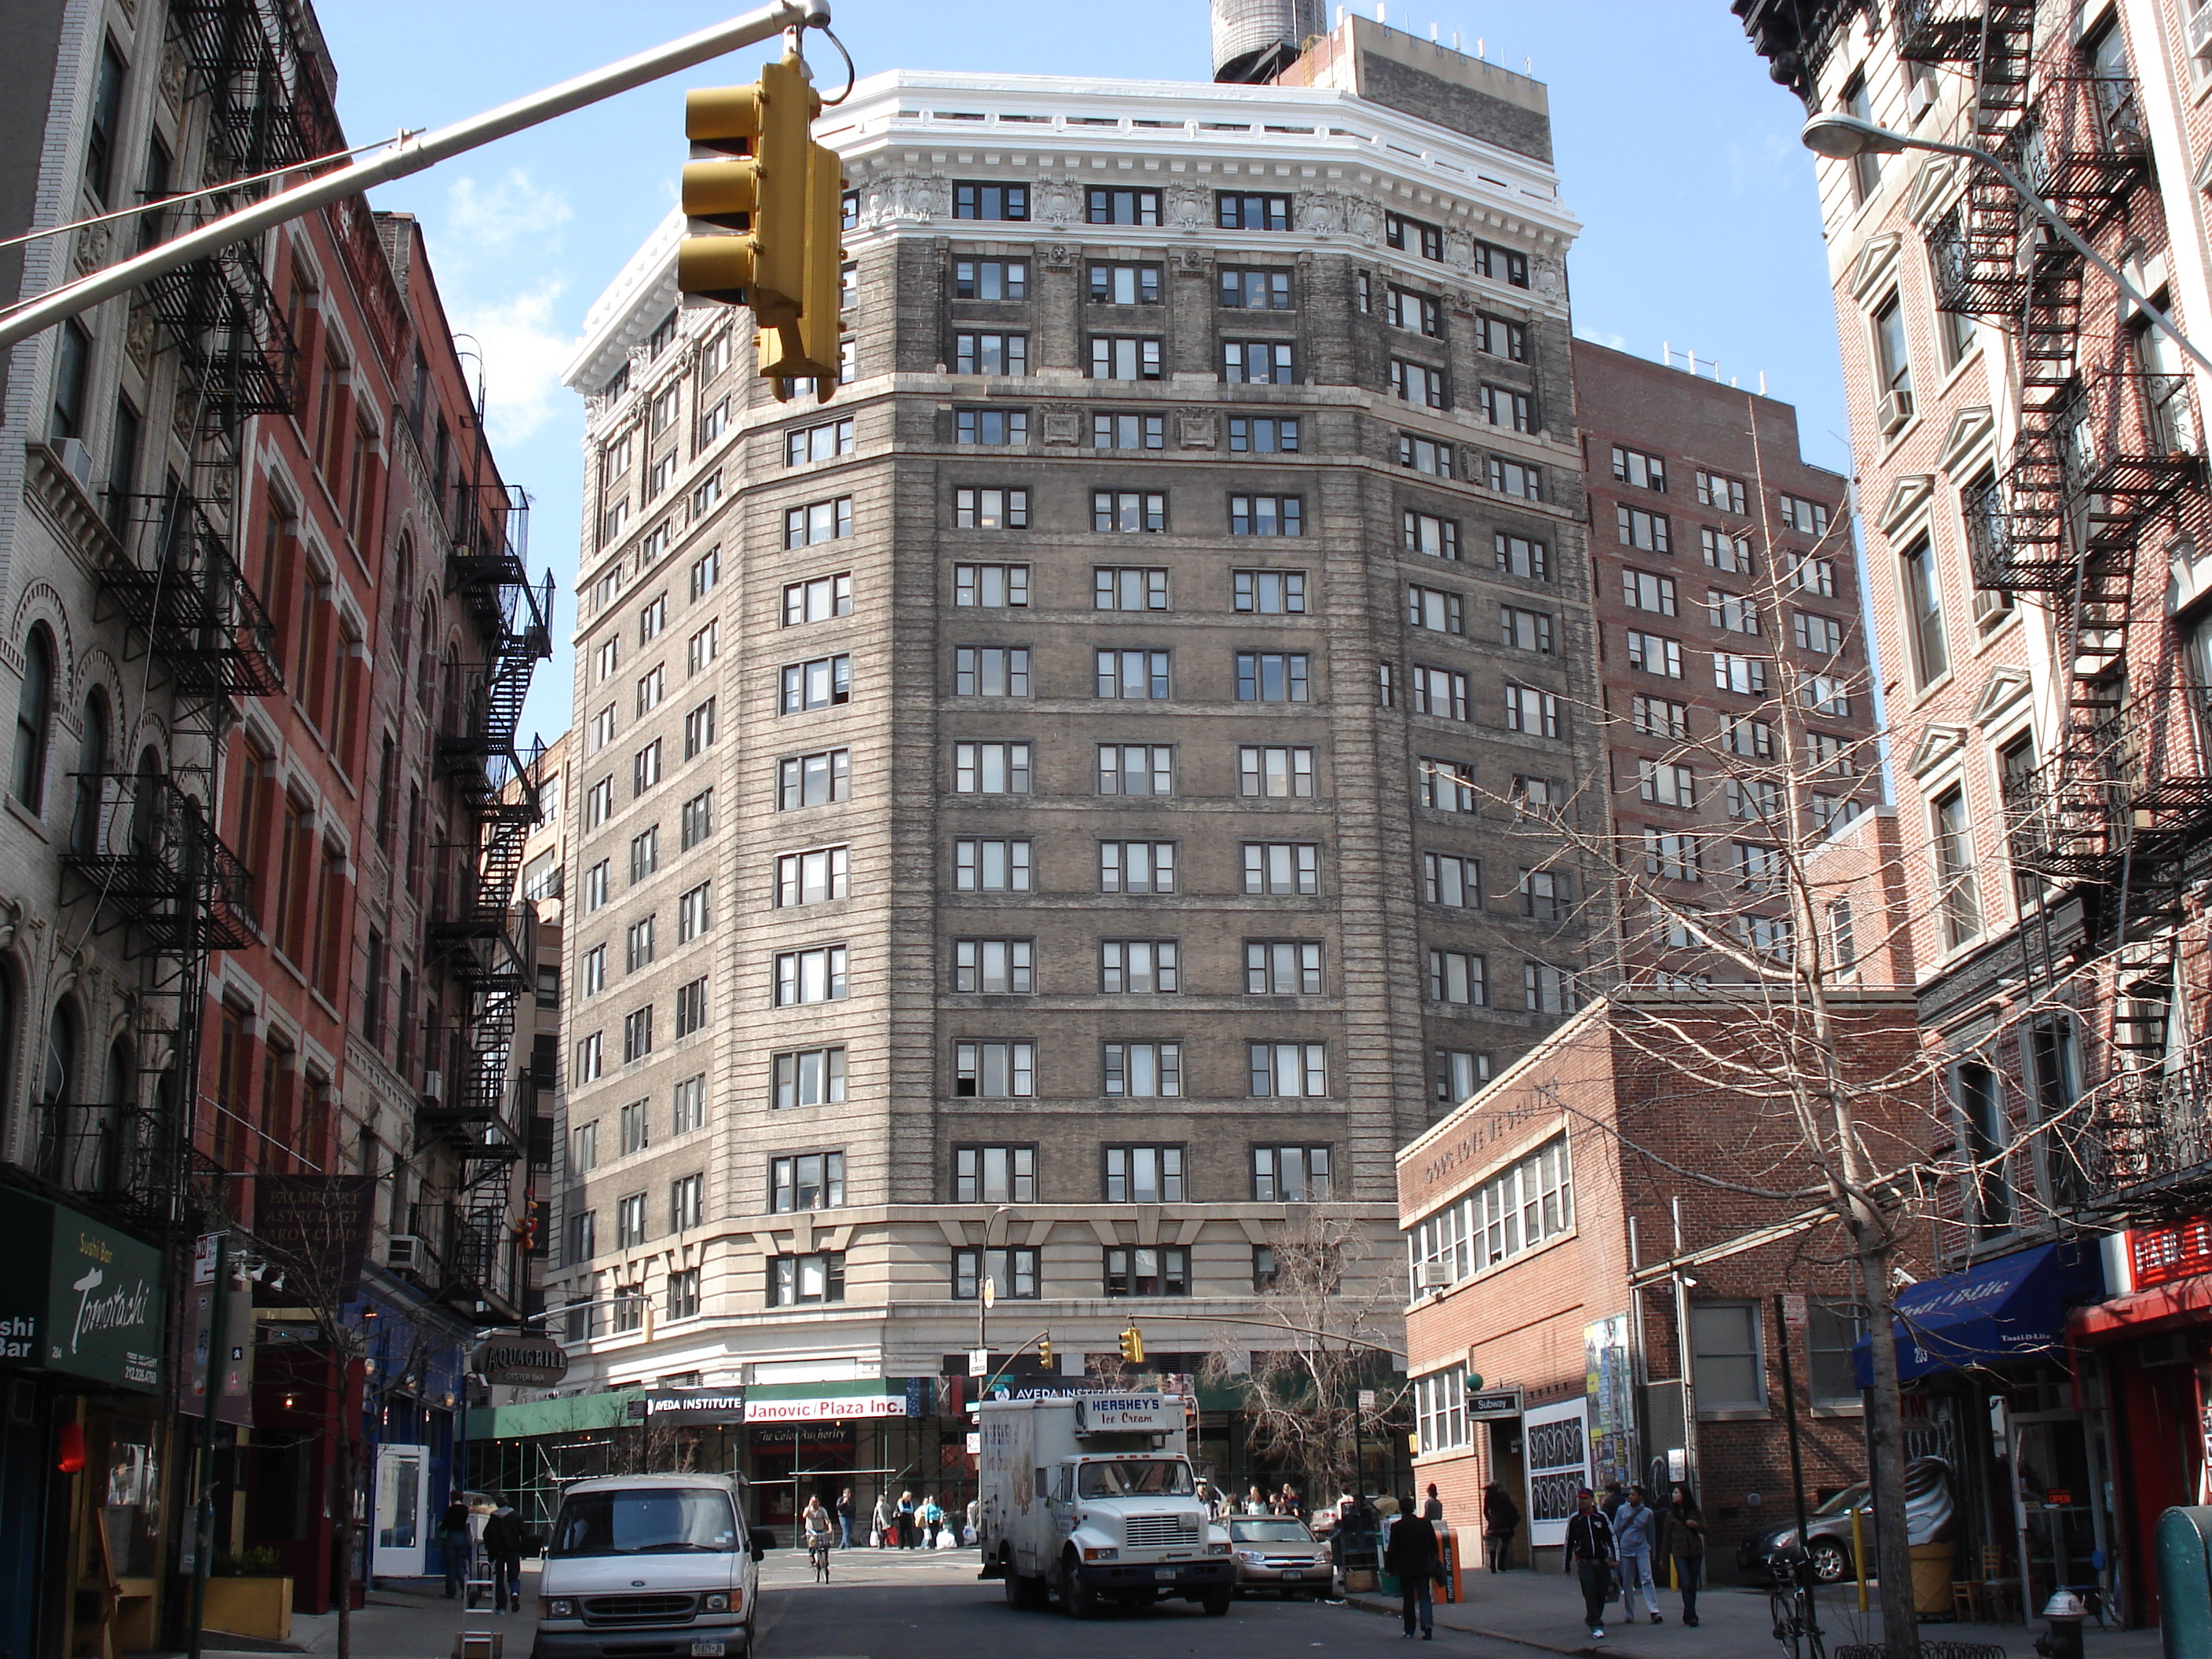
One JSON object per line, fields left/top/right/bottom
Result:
{"left": 0, "top": 1191, "right": 163, "bottom": 1391}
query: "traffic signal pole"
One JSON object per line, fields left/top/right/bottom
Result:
{"left": 0, "top": 0, "right": 830, "bottom": 354}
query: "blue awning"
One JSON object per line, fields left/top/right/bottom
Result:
{"left": 1851, "top": 1241, "right": 2104, "bottom": 1387}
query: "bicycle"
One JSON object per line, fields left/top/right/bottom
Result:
{"left": 1767, "top": 1551, "right": 1828, "bottom": 1659}
{"left": 808, "top": 1531, "right": 833, "bottom": 1583}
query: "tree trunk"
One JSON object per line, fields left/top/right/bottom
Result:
{"left": 333, "top": 1410, "right": 354, "bottom": 1659}
{"left": 1851, "top": 1214, "right": 1919, "bottom": 1659}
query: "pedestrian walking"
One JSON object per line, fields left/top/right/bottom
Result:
{"left": 897, "top": 1489, "right": 917, "bottom": 1548}
{"left": 1421, "top": 1482, "right": 1445, "bottom": 1522}
{"left": 1562, "top": 1489, "right": 1617, "bottom": 1640}
{"left": 1614, "top": 1484, "right": 1661, "bottom": 1624}
{"left": 965, "top": 1496, "right": 980, "bottom": 1545}
{"left": 1482, "top": 1482, "right": 1520, "bottom": 1573}
{"left": 1245, "top": 1485, "right": 1268, "bottom": 1516}
{"left": 1382, "top": 1492, "right": 1444, "bottom": 1639}
{"left": 836, "top": 1487, "right": 855, "bottom": 1549}
{"left": 804, "top": 1497, "right": 834, "bottom": 1581}
{"left": 438, "top": 1494, "right": 471, "bottom": 1599}
{"left": 1599, "top": 1479, "right": 1628, "bottom": 1525}
{"left": 1660, "top": 1481, "right": 1708, "bottom": 1628}
{"left": 482, "top": 1500, "right": 526, "bottom": 1614}
{"left": 1279, "top": 1481, "right": 1302, "bottom": 1518}
{"left": 871, "top": 1492, "right": 892, "bottom": 1547}
{"left": 920, "top": 1493, "right": 944, "bottom": 1547}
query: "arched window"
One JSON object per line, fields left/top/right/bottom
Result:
{"left": 34, "top": 999, "right": 78, "bottom": 1185}
{"left": 129, "top": 747, "right": 161, "bottom": 858}
{"left": 13, "top": 624, "right": 55, "bottom": 812}
{"left": 93, "top": 1038, "right": 130, "bottom": 1190}
{"left": 415, "top": 599, "right": 437, "bottom": 709}
{"left": 71, "top": 687, "right": 108, "bottom": 855}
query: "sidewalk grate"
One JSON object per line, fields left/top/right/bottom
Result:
{"left": 1836, "top": 1644, "right": 2011, "bottom": 1659}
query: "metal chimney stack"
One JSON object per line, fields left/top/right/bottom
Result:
{"left": 1211, "top": 0, "right": 1325, "bottom": 82}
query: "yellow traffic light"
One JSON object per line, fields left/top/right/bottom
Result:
{"left": 758, "top": 138, "right": 845, "bottom": 389}
{"left": 1119, "top": 1325, "right": 1144, "bottom": 1366}
{"left": 677, "top": 57, "right": 815, "bottom": 317}
{"left": 1038, "top": 1335, "right": 1053, "bottom": 1369}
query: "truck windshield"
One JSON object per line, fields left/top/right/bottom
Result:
{"left": 550, "top": 1489, "right": 738, "bottom": 1556}
{"left": 1075, "top": 1460, "right": 1196, "bottom": 1497}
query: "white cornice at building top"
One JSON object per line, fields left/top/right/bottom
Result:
{"left": 566, "top": 65, "right": 1580, "bottom": 395}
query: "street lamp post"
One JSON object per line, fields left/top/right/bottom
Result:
{"left": 1798, "top": 111, "right": 2212, "bottom": 377}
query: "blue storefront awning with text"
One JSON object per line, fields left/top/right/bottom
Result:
{"left": 1851, "top": 1241, "right": 2104, "bottom": 1387}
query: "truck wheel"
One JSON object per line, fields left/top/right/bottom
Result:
{"left": 1003, "top": 1562, "right": 1024, "bottom": 1607}
{"left": 1060, "top": 1556, "right": 1097, "bottom": 1620}
{"left": 1201, "top": 1585, "right": 1232, "bottom": 1617}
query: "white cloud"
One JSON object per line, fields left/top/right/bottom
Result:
{"left": 441, "top": 168, "right": 575, "bottom": 268}
{"left": 450, "top": 284, "right": 575, "bottom": 449}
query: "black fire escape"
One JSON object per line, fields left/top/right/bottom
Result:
{"left": 422, "top": 470, "right": 552, "bottom": 1318}
{"left": 1925, "top": 18, "right": 2212, "bottom": 1214}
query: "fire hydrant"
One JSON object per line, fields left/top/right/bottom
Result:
{"left": 2034, "top": 1588, "right": 2089, "bottom": 1659}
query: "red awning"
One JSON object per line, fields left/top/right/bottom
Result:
{"left": 2067, "top": 1273, "right": 2212, "bottom": 1342}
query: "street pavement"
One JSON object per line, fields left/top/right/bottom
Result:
{"left": 181, "top": 1554, "right": 2165, "bottom": 1659}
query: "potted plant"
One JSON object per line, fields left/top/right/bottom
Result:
{"left": 203, "top": 1547, "right": 294, "bottom": 1642}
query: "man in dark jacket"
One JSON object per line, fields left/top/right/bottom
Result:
{"left": 1562, "top": 1489, "right": 1617, "bottom": 1639}
{"left": 482, "top": 1503, "right": 527, "bottom": 1613}
{"left": 438, "top": 1496, "right": 471, "bottom": 1599}
{"left": 1482, "top": 1483, "right": 1520, "bottom": 1573}
{"left": 1382, "top": 1495, "right": 1441, "bottom": 1639}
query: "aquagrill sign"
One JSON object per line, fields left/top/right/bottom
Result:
{"left": 473, "top": 1334, "right": 570, "bottom": 1388}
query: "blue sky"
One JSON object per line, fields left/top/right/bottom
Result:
{"left": 317, "top": 0, "right": 1846, "bottom": 742}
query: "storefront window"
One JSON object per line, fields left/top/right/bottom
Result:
{"left": 97, "top": 1420, "right": 160, "bottom": 1576}
{"left": 1807, "top": 1302, "right": 1867, "bottom": 1408}
{"left": 1690, "top": 1302, "right": 1765, "bottom": 1412}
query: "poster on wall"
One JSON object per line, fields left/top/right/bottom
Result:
{"left": 1523, "top": 1397, "right": 1590, "bottom": 1549}
{"left": 1584, "top": 1316, "right": 1635, "bottom": 1493}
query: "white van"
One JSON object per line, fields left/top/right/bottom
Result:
{"left": 532, "top": 1474, "right": 771, "bottom": 1659}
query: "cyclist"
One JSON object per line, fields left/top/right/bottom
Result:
{"left": 803, "top": 1496, "right": 835, "bottom": 1582}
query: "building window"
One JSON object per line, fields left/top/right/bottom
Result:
{"left": 616, "top": 1192, "right": 648, "bottom": 1249}
{"left": 954, "top": 741, "right": 1031, "bottom": 794}
{"left": 1806, "top": 1302, "right": 1869, "bottom": 1408}
{"left": 1216, "top": 192, "right": 1291, "bottom": 230}
{"left": 673, "top": 1074, "right": 707, "bottom": 1133}
{"left": 1472, "top": 240, "right": 1529, "bottom": 286}
{"left": 1252, "top": 1145, "right": 1331, "bottom": 1202}
{"left": 674, "top": 976, "right": 709, "bottom": 1037}
{"left": 1471, "top": 1133, "right": 1573, "bottom": 1267}
{"left": 1690, "top": 1301, "right": 1766, "bottom": 1412}
{"left": 1489, "top": 458, "right": 1544, "bottom": 500}
{"left": 1525, "top": 960, "right": 1578, "bottom": 1013}
{"left": 1097, "top": 744, "right": 1173, "bottom": 797}
{"left": 954, "top": 488, "right": 1029, "bottom": 529}
{"left": 1715, "top": 653, "right": 1770, "bottom": 694}
{"left": 955, "top": 837, "right": 1032, "bottom": 892}
{"left": 610, "top": 1284, "right": 646, "bottom": 1332}
{"left": 773, "top": 1046, "right": 845, "bottom": 1110}
{"left": 1398, "top": 433, "right": 1453, "bottom": 477}
{"left": 1500, "top": 605, "right": 1552, "bottom": 653}
{"left": 1427, "top": 949, "right": 1487, "bottom": 1006}
{"left": 954, "top": 258, "right": 1028, "bottom": 299}
{"left": 1246, "top": 939, "right": 1322, "bottom": 994}
{"left": 954, "top": 1041, "right": 1034, "bottom": 1097}
{"left": 1618, "top": 506, "right": 1672, "bottom": 553}
{"left": 1104, "top": 1144, "right": 1183, "bottom": 1202}
{"left": 1408, "top": 584, "right": 1465, "bottom": 635}
{"left": 1388, "top": 287, "right": 1442, "bottom": 335}
{"left": 1100, "top": 840, "right": 1176, "bottom": 893}
{"left": 953, "top": 181, "right": 1028, "bottom": 220}
{"left": 952, "top": 938, "right": 1033, "bottom": 994}
{"left": 1411, "top": 665, "right": 1468, "bottom": 720}
{"left": 1096, "top": 649, "right": 1170, "bottom": 700}
{"left": 1794, "top": 611, "right": 1847, "bottom": 655}
{"left": 576, "top": 1031, "right": 604, "bottom": 1082}
{"left": 1221, "top": 267, "right": 1293, "bottom": 308}
{"left": 955, "top": 563, "right": 1029, "bottom": 608}
{"left": 1095, "top": 568, "right": 1170, "bottom": 613}
{"left": 1843, "top": 74, "right": 1881, "bottom": 203}
{"left": 1087, "top": 185, "right": 1160, "bottom": 225}
{"left": 1239, "top": 745, "right": 1314, "bottom": 799}
{"left": 1415, "top": 1367, "right": 1470, "bottom": 1452}
{"left": 1243, "top": 841, "right": 1319, "bottom": 895}
{"left": 767, "top": 1252, "right": 845, "bottom": 1306}
{"left": 1934, "top": 786, "right": 1982, "bottom": 947}
{"left": 783, "top": 497, "right": 854, "bottom": 548}
{"left": 954, "top": 1145, "right": 1035, "bottom": 1203}
{"left": 1236, "top": 651, "right": 1309, "bottom": 703}
{"left": 1418, "top": 757, "right": 1475, "bottom": 814}
{"left": 1873, "top": 293, "right": 1914, "bottom": 431}
{"left": 954, "top": 331, "right": 1027, "bottom": 376}
{"left": 1901, "top": 538, "right": 1948, "bottom": 686}
{"left": 1094, "top": 412, "right": 1166, "bottom": 452}
{"left": 1099, "top": 938, "right": 1178, "bottom": 994}
{"left": 1230, "top": 416, "right": 1300, "bottom": 452}
{"left": 778, "top": 749, "right": 850, "bottom": 810}
{"left": 666, "top": 1268, "right": 701, "bottom": 1320}
{"left": 1493, "top": 536, "right": 1547, "bottom": 584}
{"left": 1104, "top": 1042, "right": 1181, "bottom": 1097}
{"left": 1229, "top": 495, "right": 1302, "bottom": 537}
{"left": 13, "top": 624, "right": 54, "bottom": 811}
{"left": 1093, "top": 490, "right": 1166, "bottom": 533}
{"left": 1249, "top": 1042, "right": 1327, "bottom": 1097}
{"left": 954, "top": 1247, "right": 1038, "bottom": 1299}
{"left": 1423, "top": 853, "right": 1481, "bottom": 907}
{"left": 1480, "top": 384, "right": 1535, "bottom": 432}
{"left": 1104, "top": 1247, "right": 1188, "bottom": 1296}
{"left": 1090, "top": 336, "right": 1163, "bottom": 380}
{"left": 1612, "top": 445, "right": 1667, "bottom": 491}
{"left": 671, "top": 1173, "right": 704, "bottom": 1231}
{"left": 770, "top": 1151, "right": 846, "bottom": 1213}
{"left": 779, "top": 655, "right": 851, "bottom": 713}
{"left": 957, "top": 646, "right": 1031, "bottom": 698}
{"left": 683, "top": 698, "right": 717, "bottom": 759}
{"left": 1089, "top": 264, "right": 1161, "bottom": 305}
{"left": 1390, "top": 359, "right": 1448, "bottom": 408}
{"left": 622, "top": 1006, "right": 653, "bottom": 1063}
{"left": 1434, "top": 1048, "right": 1491, "bottom": 1104}
{"left": 786, "top": 418, "right": 854, "bottom": 465}
{"left": 1504, "top": 684, "right": 1562, "bottom": 736}
{"left": 775, "top": 945, "right": 849, "bottom": 1005}
{"left": 956, "top": 408, "right": 1027, "bottom": 445}
{"left": 1386, "top": 211, "right": 1445, "bottom": 259}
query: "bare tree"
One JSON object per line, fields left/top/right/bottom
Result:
{"left": 1201, "top": 1207, "right": 1407, "bottom": 1506}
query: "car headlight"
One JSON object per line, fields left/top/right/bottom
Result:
{"left": 703, "top": 1594, "right": 730, "bottom": 1613}
{"left": 1237, "top": 1550, "right": 1263, "bottom": 1564}
{"left": 540, "top": 1599, "right": 574, "bottom": 1619}
{"left": 1206, "top": 1542, "right": 1230, "bottom": 1557}
{"left": 1082, "top": 1546, "right": 1118, "bottom": 1562}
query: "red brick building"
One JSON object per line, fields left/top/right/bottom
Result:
{"left": 1397, "top": 991, "right": 1921, "bottom": 1573}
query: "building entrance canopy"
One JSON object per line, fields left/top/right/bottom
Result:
{"left": 1853, "top": 1242, "right": 2103, "bottom": 1386}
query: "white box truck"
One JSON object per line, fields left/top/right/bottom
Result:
{"left": 976, "top": 1392, "right": 1232, "bottom": 1618}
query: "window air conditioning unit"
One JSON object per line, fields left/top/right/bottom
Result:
{"left": 1879, "top": 387, "right": 1915, "bottom": 435}
{"left": 423, "top": 1068, "right": 445, "bottom": 1103}
{"left": 53, "top": 437, "right": 93, "bottom": 490}
{"left": 386, "top": 1235, "right": 427, "bottom": 1273}
{"left": 2190, "top": 1, "right": 2212, "bottom": 60}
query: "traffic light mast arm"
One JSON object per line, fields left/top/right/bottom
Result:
{"left": 974, "top": 1328, "right": 1056, "bottom": 1398}
{"left": 0, "top": 0, "right": 829, "bottom": 353}
{"left": 1104, "top": 1309, "right": 1408, "bottom": 1359}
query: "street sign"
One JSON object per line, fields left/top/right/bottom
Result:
{"left": 193, "top": 1232, "right": 222, "bottom": 1287}
{"left": 969, "top": 1348, "right": 991, "bottom": 1379}
{"left": 1781, "top": 1293, "right": 1808, "bottom": 1327}
{"left": 1467, "top": 1387, "right": 1523, "bottom": 1420}
{"left": 1358, "top": 1389, "right": 1377, "bottom": 1410}
{"left": 474, "top": 1334, "right": 570, "bottom": 1388}
{"left": 981, "top": 1276, "right": 997, "bottom": 1309}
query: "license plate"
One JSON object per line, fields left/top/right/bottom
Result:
{"left": 1154, "top": 1568, "right": 1177, "bottom": 1582}
{"left": 691, "top": 1642, "right": 726, "bottom": 1656}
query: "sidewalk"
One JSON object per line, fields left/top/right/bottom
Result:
{"left": 185, "top": 1572, "right": 542, "bottom": 1659}
{"left": 1344, "top": 1568, "right": 2162, "bottom": 1659}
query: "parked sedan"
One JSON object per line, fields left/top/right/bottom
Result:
{"left": 1228, "top": 1517, "right": 1335, "bottom": 1599}
{"left": 1736, "top": 1483, "right": 1872, "bottom": 1584}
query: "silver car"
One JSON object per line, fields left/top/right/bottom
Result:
{"left": 1228, "top": 1517, "right": 1333, "bottom": 1599}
